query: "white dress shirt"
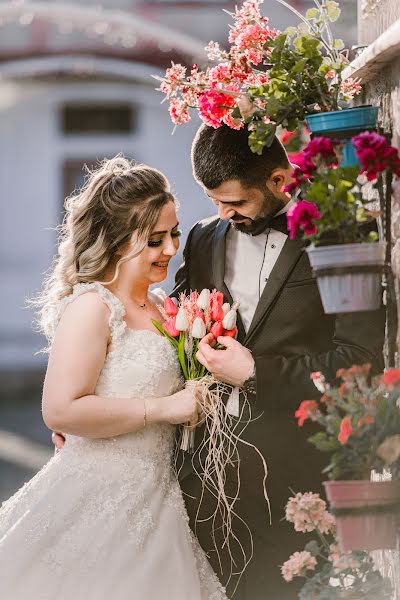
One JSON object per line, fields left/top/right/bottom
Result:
{"left": 224, "top": 200, "right": 294, "bottom": 333}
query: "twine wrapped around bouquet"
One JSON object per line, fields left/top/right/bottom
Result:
{"left": 177, "top": 376, "right": 270, "bottom": 592}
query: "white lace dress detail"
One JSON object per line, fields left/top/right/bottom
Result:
{"left": 0, "top": 283, "right": 227, "bottom": 600}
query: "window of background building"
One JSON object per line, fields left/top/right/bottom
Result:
{"left": 62, "top": 104, "right": 134, "bottom": 135}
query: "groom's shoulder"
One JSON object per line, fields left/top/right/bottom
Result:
{"left": 191, "top": 214, "right": 220, "bottom": 240}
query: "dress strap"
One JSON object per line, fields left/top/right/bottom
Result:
{"left": 55, "top": 282, "right": 126, "bottom": 343}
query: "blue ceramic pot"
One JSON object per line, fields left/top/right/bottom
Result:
{"left": 306, "top": 106, "right": 379, "bottom": 167}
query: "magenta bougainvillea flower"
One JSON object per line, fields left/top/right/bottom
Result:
{"left": 287, "top": 200, "right": 322, "bottom": 240}
{"left": 352, "top": 131, "right": 400, "bottom": 181}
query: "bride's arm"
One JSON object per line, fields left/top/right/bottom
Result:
{"left": 42, "top": 292, "right": 197, "bottom": 439}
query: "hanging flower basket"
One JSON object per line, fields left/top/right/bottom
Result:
{"left": 306, "top": 242, "right": 386, "bottom": 313}
{"left": 324, "top": 479, "right": 400, "bottom": 551}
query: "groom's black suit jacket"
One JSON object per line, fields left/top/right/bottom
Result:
{"left": 173, "top": 215, "right": 385, "bottom": 600}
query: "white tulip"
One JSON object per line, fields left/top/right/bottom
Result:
{"left": 192, "top": 316, "right": 206, "bottom": 339}
{"left": 171, "top": 297, "right": 178, "bottom": 306}
{"left": 222, "top": 309, "right": 237, "bottom": 330}
{"left": 175, "top": 307, "right": 189, "bottom": 331}
{"left": 197, "top": 288, "right": 211, "bottom": 310}
{"left": 222, "top": 302, "right": 231, "bottom": 316}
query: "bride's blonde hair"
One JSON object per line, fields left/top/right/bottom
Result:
{"left": 34, "top": 155, "right": 175, "bottom": 341}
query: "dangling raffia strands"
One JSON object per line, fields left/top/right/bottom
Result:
{"left": 176, "top": 376, "right": 270, "bottom": 594}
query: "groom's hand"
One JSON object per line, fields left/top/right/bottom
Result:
{"left": 197, "top": 333, "right": 254, "bottom": 387}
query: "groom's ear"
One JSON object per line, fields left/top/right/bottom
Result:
{"left": 266, "top": 168, "right": 288, "bottom": 194}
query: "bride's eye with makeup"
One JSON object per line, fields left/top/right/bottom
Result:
{"left": 147, "top": 228, "right": 182, "bottom": 247}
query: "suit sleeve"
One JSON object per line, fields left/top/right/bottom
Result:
{"left": 171, "top": 222, "right": 197, "bottom": 298}
{"left": 254, "top": 307, "right": 386, "bottom": 408}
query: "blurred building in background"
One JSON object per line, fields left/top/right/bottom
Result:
{"left": 0, "top": 0, "right": 357, "bottom": 398}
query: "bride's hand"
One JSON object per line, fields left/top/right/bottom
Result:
{"left": 161, "top": 389, "right": 200, "bottom": 427}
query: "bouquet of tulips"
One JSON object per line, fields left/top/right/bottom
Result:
{"left": 152, "top": 288, "right": 269, "bottom": 588}
{"left": 152, "top": 288, "right": 239, "bottom": 451}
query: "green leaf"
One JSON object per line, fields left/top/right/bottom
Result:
{"left": 333, "top": 38, "right": 345, "bottom": 50}
{"left": 304, "top": 540, "right": 320, "bottom": 556}
{"left": 178, "top": 332, "right": 189, "bottom": 379}
{"left": 325, "top": 1, "right": 341, "bottom": 22}
{"left": 151, "top": 319, "right": 179, "bottom": 348}
{"left": 285, "top": 26, "right": 297, "bottom": 37}
{"left": 306, "top": 8, "right": 319, "bottom": 19}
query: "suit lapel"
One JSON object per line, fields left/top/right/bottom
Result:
{"left": 212, "top": 220, "right": 246, "bottom": 342}
{"left": 244, "top": 236, "right": 305, "bottom": 345}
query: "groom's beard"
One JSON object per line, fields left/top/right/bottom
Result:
{"left": 231, "top": 189, "right": 286, "bottom": 236}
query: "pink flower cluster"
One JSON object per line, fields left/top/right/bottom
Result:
{"left": 162, "top": 289, "right": 238, "bottom": 340}
{"left": 284, "top": 137, "right": 341, "bottom": 195}
{"left": 286, "top": 200, "right": 321, "bottom": 240}
{"left": 281, "top": 551, "right": 317, "bottom": 582}
{"left": 285, "top": 492, "right": 336, "bottom": 534}
{"left": 157, "top": 0, "right": 277, "bottom": 129}
{"left": 339, "top": 78, "right": 362, "bottom": 101}
{"left": 352, "top": 131, "right": 400, "bottom": 181}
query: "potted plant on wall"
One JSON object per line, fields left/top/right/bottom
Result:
{"left": 281, "top": 490, "right": 393, "bottom": 599}
{"left": 295, "top": 366, "right": 400, "bottom": 552}
{"left": 157, "top": 0, "right": 373, "bottom": 164}
{"left": 285, "top": 132, "right": 400, "bottom": 314}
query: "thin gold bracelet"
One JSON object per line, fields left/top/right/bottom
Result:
{"left": 143, "top": 398, "right": 147, "bottom": 428}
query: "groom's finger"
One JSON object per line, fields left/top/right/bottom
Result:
{"left": 199, "top": 332, "right": 216, "bottom": 347}
{"left": 196, "top": 349, "right": 210, "bottom": 370}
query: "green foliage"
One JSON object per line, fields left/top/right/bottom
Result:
{"left": 244, "top": 2, "right": 349, "bottom": 152}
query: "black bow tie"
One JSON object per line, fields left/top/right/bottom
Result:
{"left": 265, "top": 212, "right": 289, "bottom": 234}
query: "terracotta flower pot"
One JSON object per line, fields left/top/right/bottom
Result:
{"left": 324, "top": 480, "right": 400, "bottom": 551}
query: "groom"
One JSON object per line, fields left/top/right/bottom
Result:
{"left": 174, "top": 123, "right": 385, "bottom": 599}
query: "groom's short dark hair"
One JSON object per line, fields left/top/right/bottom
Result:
{"left": 191, "top": 123, "right": 290, "bottom": 190}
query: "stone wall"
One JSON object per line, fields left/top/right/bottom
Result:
{"left": 359, "top": 0, "right": 400, "bottom": 43}
{"left": 352, "top": 7, "right": 400, "bottom": 363}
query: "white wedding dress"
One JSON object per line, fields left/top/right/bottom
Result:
{"left": 0, "top": 283, "right": 227, "bottom": 600}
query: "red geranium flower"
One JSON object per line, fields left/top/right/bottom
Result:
{"left": 338, "top": 416, "right": 353, "bottom": 445}
{"left": 295, "top": 400, "right": 319, "bottom": 427}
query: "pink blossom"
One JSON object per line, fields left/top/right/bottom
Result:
{"left": 163, "top": 317, "right": 180, "bottom": 338}
{"left": 281, "top": 551, "right": 317, "bottom": 582}
{"left": 168, "top": 98, "right": 190, "bottom": 125}
{"left": 285, "top": 492, "right": 336, "bottom": 534}
{"left": 287, "top": 200, "right": 321, "bottom": 240}
{"left": 222, "top": 113, "right": 244, "bottom": 130}
{"left": 164, "top": 296, "right": 178, "bottom": 317}
{"left": 198, "top": 89, "right": 236, "bottom": 128}
{"left": 340, "top": 78, "right": 362, "bottom": 100}
{"left": 304, "top": 136, "right": 340, "bottom": 162}
{"left": 224, "top": 326, "right": 238, "bottom": 338}
{"left": 210, "top": 321, "right": 224, "bottom": 338}
{"left": 352, "top": 132, "right": 400, "bottom": 181}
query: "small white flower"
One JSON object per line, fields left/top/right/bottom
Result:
{"left": 222, "top": 309, "right": 237, "bottom": 330}
{"left": 175, "top": 307, "right": 189, "bottom": 331}
{"left": 192, "top": 317, "right": 206, "bottom": 339}
{"left": 222, "top": 302, "right": 231, "bottom": 316}
{"left": 197, "top": 288, "right": 211, "bottom": 310}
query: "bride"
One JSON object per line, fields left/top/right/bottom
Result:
{"left": 0, "top": 157, "right": 227, "bottom": 600}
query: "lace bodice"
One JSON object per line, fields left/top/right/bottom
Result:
{"left": 56, "top": 282, "right": 184, "bottom": 462}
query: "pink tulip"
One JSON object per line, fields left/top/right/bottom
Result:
{"left": 210, "top": 320, "right": 224, "bottom": 338}
{"left": 164, "top": 296, "right": 178, "bottom": 317}
{"left": 224, "top": 326, "right": 238, "bottom": 338}
{"left": 163, "top": 317, "right": 180, "bottom": 338}
{"left": 210, "top": 300, "right": 224, "bottom": 321}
